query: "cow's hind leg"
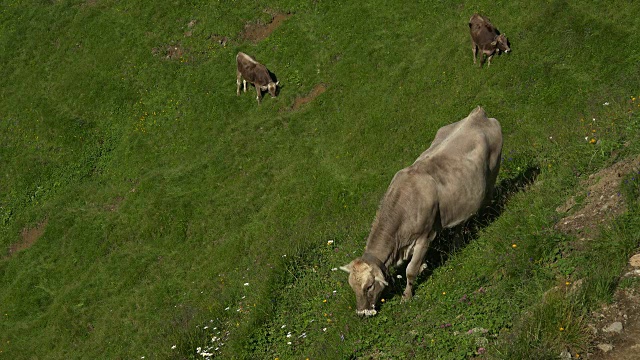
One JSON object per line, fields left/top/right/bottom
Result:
{"left": 402, "top": 231, "right": 437, "bottom": 300}
{"left": 255, "top": 86, "right": 262, "bottom": 104}
{"left": 236, "top": 72, "right": 242, "bottom": 96}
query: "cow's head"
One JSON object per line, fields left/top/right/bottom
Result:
{"left": 261, "top": 81, "right": 280, "bottom": 97}
{"left": 493, "top": 34, "right": 510, "bottom": 53}
{"left": 340, "top": 258, "right": 388, "bottom": 316}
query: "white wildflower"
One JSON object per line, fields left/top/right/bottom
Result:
{"left": 397, "top": 274, "right": 403, "bottom": 279}
{"left": 327, "top": 240, "right": 334, "bottom": 245}
{"left": 171, "top": 345, "right": 177, "bottom": 350}
{"left": 243, "top": 282, "right": 249, "bottom": 286}
{"left": 281, "top": 324, "right": 286, "bottom": 329}
{"left": 331, "top": 267, "right": 338, "bottom": 271}
{"left": 603, "top": 102, "right": 610, "bottom": 106}
{"left": 287, "top": 341, "right": 292, "bottom": 345}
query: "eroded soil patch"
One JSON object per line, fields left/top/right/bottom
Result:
{"left": 588, "top": 255, "right": 640, "bottom": 359}
{"left": 152, "top": 43, "right": 186, "bottom": 61}
{"left": 8, "top": 219, "right": 48, "bottom": 257}
{"left": 555, "top": 155, "right": 640, "bottom": 239}
{"left": 240, "top": 12, "right": 292, "bottom": 43}
{"left": 553, "top": 156, "right": 640, "bottom": 359}
{"left": 291, "top": 83, "right": 327, "bottom": 111}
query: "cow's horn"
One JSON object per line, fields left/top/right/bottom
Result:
{"left": 374, "top": 274, "right": 388, "bottom": 286}
{"left": 340, "top": 263, "right": 353, "bottom": 273}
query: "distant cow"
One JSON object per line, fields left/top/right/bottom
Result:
{"left": 341, "top": 107, "right": 502, "bottom": 316}
{"left": 236, "top": 52, "right": 279, "bottom": 103}
{"left": 469, "top": 14, "right": 510, "bottom": 67}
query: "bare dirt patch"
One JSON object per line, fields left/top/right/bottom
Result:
{"left": 152, "top": 43, "right": 186, "bottom": 61}
{"left": 291, "top": 83, "right": 327, "bottom": 111}
{"left": 587, "top": 255, "right": 640, "bottom": 359}
{"left": 104, "top": 196, "right": 124, "bottom": 212}
{"left": 8, "top": 219, "right": 48, "bottom": 257}
{"left": 553, "top": 156, "right": 640, "bottom": 359}
{"left": 240, "top": 12, "right": 292, "bottom": 43}
{"left": 555, "top": 155, "right": 640, "bottom": 239}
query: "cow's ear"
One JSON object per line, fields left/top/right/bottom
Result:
{"left": 491, "top": 40, "right": 497, "bottom": 46}
{"left": 374, "top": 274, "right": 388, "bottom": 286}
{"left": 275, "top": 81, "right": 280, "bottom": 86}
{"left": 340, "top": 262, "right": 353, "bottom": 273}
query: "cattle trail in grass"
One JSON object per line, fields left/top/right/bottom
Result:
{"left": 240, "top": 12, "right": 292, "bottom": 43}
{"left": 290, "top": 83, "right": 327, "bottom": 110}
{"left": 7, "top": 219, "right": 48, "bottom": 257}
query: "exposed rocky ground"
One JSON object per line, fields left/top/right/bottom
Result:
{"left": 556, "top": 156, "right": 640, "bottom": 359}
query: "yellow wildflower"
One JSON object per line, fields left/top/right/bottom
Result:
{"left": 590, "top": 138, "right": 597, "bottom": 144}
{"left": 512, "top": 244, "right": 517, "bottom": 248}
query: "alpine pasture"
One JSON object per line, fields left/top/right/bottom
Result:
{"left": 1, "top": 1, "right": 639, "bottom": 359}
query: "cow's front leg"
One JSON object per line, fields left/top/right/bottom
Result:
{"left": 243, "top": 80, "right": 248, "bottom": 93}
{"left": 472, "top": 44, "right": 478, "bottom": 64}
{"left": 402, "top": 232, "right": 436, "bottom": 300}
{"left": 236, "top": 73, "right": 242, "bottom": 96}
{"left": 487, "top": 54, "right": 493, "bottom": 67}
{"left": 255, "top": 86, "right": 262, "bottom": 104}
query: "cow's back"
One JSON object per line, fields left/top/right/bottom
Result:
{"left": 469, "top": 14, "right": 497, "bottom": 46}
{"left": 236, "top": 52, "right": 271, "bottom": 85}
{"left": 412, "top": 107, "right": 502, "bottom": 227}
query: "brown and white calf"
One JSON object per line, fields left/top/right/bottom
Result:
{"left": 236, "top": 52, "right": 279, "bottom": 103}
{"left": 469, "top": 14, "right": 511, "bottom": 67}
{"left": 341, "top": 107, "right": 503, "bottom": 316}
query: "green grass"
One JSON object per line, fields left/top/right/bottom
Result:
{"left": 1, "top": 0, "right": 640, "bottom": 359}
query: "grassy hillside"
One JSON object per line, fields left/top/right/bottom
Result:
{"left": 1, "top": 0, "right": 639, "bottom": 359}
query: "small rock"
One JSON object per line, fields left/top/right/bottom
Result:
{"left": 602, "top": 321, "right": 623, "bottom": 333}
{"left": 597, "top": 343, "right": 613, "bottom": 353}
{"left": 624, "top": 269, "right": 640, "bottom": 277}
{"left": 588, "top": 324, "right": 598, "bottom": 335}
{"left": 569, "top": 279, "right": 584, "bottom": 294}
{"left": 630, "top": 254, "right": 640, "bottom": 267}
{"left": 559, "top": 349, "right": 572, "bottom": 360}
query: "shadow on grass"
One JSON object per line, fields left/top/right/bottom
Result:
{"left": 383, "top": 165, "right": 541, "bottom": 298}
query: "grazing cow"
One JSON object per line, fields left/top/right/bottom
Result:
{"left": 236, "top": 52, "right": 279, "bottom": 103}
{"left": 341, "top": 107, "right": 502, "bottom": 316}
{"left": 469, "top": 13, "right": 511, "bottom": 67}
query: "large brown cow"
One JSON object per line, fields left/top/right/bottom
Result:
{"left": 469, "top": 14, "right": 510, "bottom": 67}
{"left": 341, "top": 107, "right": 503, "bottom": 316}
{"left": 236, "top": 52, "right": 279, "bottom": 103}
